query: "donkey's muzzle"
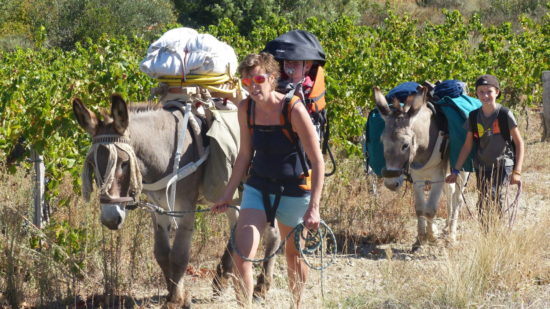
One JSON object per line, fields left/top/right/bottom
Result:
{"left": 381, "top": 168, "right": 404, "bottom": 178}
{"left": 100, "top": 204, "right": 127, "bottom": 230}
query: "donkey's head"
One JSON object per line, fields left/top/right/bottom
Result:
{"left": 373, "top": 86, "right": 428, "bottom": 191}
{"left": 73, "top": 94, "right": 142, "bottom": 230}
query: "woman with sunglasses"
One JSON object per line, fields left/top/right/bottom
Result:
{"left": 213, "top": 52, "right": 325, "bottom": 307}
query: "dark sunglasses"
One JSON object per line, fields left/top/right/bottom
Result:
{"left": 241, "top": 74, "right": 270, "bottom": 87}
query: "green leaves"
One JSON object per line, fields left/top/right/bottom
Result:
{"left": 0, "top": 35, "right": 153, "bottom": 193}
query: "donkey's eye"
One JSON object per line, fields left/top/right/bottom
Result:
{"left": 121, "top": 160, "right": 129, "bottom": 169}
{"left": 402, "top": 144, "right": 409, "bottom": 151}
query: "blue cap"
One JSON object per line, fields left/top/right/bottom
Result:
{"left": 385, "top": 82, "right": 420, "bottom": 102}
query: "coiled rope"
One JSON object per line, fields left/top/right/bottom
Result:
{"left": 230, "top": 219, "right": 337, "bottom": 271}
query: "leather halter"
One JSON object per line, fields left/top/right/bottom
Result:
{"left": 91, "top": 134, "right": 139, "bottom": 205}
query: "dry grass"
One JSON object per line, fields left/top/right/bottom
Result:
{"left": 338, "top": 211, "right": 550, "bottom": 308}
{"left": 0, "top": 168, "right": 167, "bottom": 307}
{"left": 322, "top": 156, "right": 413, "bottom": 251}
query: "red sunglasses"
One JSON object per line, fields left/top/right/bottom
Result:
{"left": 241, "top": 74, "right": 270, "bottom": 87}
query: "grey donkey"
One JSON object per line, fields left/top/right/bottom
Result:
{"left": 373, "top": 86, "right": 468, "bottom": 250}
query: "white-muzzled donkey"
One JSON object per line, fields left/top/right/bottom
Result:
{"left": 373, "top": 86, "right": 467, "bottom": 250}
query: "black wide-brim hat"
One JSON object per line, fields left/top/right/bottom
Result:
{"left": 263, "top": 30, "right": 326, "bottom": 65}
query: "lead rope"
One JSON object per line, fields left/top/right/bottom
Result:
{"left": 132, "top": 201, "right": 337, "bottom": 269}
{"left": 504, "top": 181, "right": 522, "bottom": 228}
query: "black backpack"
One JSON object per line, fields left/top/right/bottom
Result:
{"left": 469, "top": 106, "right": 516, "bottom": 163}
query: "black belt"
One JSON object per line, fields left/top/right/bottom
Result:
{"left": 251, "top": 173, "right": 304, "bottom": 227}
{"left": 261, "top": 184, "right": 284, "bottom": 227}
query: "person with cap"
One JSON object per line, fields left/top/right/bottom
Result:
{"left": 212, "top": 52, "right": 325, "bottom": 308}
{"left": 445, "top": 74, "right": 524, "bottom": 225}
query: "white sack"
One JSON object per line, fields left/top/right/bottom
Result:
{"left": 140, "top": 27, "right": 238, "bottom": 78}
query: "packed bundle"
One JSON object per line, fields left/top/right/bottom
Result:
{"left": 140, "top": 27, "right": 238, "bottom": 79}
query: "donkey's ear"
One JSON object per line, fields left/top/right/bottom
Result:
{"left": 110, "top": 94, "right": 129, "bottom": 135}
{"left": 422, "top": 81, "right": 437, "bottom": 103}
{"left": 73, "top": 98, "right": 98, "bottom": 135}
{"left": 408, "top": 86, "right": 427, "bottom": 118}
{"left": 373, "top": 87, "right": 391, "bottom": 117}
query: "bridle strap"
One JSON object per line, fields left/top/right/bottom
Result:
{"left": 100, "top": 196, "right": 135, "bottom": 204}
{"left": 93, "top": 134, "right": 131, "bottom": 145}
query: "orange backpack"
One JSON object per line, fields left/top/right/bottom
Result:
{"left": 263, "top": 30, "right": 335, "bottom": 176}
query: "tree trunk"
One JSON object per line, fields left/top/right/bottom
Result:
{"left": 32, "top": 150, "right": 45, "bottom": 228}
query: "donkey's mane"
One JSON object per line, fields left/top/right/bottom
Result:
{"left": 128, "top": 101, "right": 162, "bottom": 113}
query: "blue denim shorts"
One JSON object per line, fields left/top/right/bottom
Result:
{"left": 240, "top": 184, "right": 310, "bottom": 227}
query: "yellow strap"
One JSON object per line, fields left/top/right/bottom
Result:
{"left": 157, "top": 61, "right": 244, "bottom": 98}
{"left": 157, "top": 73, "right": 243, "bottom": 95}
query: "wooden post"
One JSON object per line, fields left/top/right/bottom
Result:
{"left": 31, "top": 150, "right": 46, "bottom": 228}
{"left": 543, "top": 71, "right": 550, "bottom": 141}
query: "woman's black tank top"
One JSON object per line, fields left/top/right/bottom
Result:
{"left": 246, "top": 124, "right": 309, "bottom": 196}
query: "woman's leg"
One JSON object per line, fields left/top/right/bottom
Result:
{"left": 232, "top": 208, "right": 266, "bottom": 306}
{"left": 278, "top": 222, "right": 308, "bottom": 308}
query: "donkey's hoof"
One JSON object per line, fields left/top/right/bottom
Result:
{"left": 164, "top": 301, "right": 191, "bottom": 309}
{"left": 444, "top": 237, "right": 457, "bottom": 247}
{"left": 183, "top": 292, "right": 192, "bottom": 309}
{"left": 212, "top": 276, "right": 228, "bottom": 298}
{"left": 411, "top": 240, "right": 423, "bottom": 253}
{"left": 427, "top": 235, "right": 438, "bottom": 244}
{"left": 163, "top": 301, "right": 182, "bottom": 309}
{"left": 253, "top": 285, "right": 269, "bottom": 300}
{"left": 164, "top": 292, "right": 192, "bottom": 309}
{"left": 253, "top": 273, "right": 271, "bottom": 300}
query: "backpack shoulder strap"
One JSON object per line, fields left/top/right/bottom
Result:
{"left": 246, "top": 98, "right": 254, "bottom": 130}
{"left": 281, "top": 89, "right": 300, "bottom": 142}
{"left": 498, "top": 106, "right": 512, "bottom": 143}
{"left": 281, "top": 91, "right": 310, "bottom": 177}
{"left": 246, "top": 97, "right": 260, "bottom": 139}
{"left": 469, "top": 108, "right": 480, "bottom": 139}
